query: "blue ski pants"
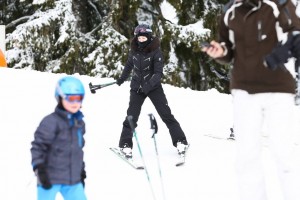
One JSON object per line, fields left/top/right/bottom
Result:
{"left": 37, "top": 183, "right": 87, "bottom": 200}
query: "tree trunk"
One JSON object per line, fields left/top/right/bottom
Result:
{"left": 72, "top": 0, "right": 88, "bottom": 33}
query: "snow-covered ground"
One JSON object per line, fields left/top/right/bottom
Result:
{"left": 0, "top": 68, "right": 300, "bottom": 200}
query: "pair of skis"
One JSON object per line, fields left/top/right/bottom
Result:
{"left": 110, "top": 114, "right": 164, "bottom": 200}
{"left": 110, "top": 114, "right": 188, "bottom": 200}
{"left": 110, "top": 146, "right": 189, "bottom": 169}
{"left": 110, "top": 114, "right": 189, "bottom": 169}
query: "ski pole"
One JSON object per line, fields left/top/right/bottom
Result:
{"left": 88, "top": 81, "right": 116, "bottom": 94}
{"left": 127, "top": 115, "right": 157, "bottom": 200}
{"left": 295, "top": 66, "right": 300, "bottom": 105}
{"left": 26, "top": 174, "right": 35, "bottom": 188}
{"left": 148, "top": 113, "right": 167, "bottom": 200}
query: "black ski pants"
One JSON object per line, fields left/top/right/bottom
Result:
{"left": 119, "top": 85, "right": 187, "bottom": 148}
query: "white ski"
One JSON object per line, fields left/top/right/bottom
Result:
{"left": 204, "top": 134, "right": 235, "bottom": 141}
{"left": 109, "top": 147, "right": 144, "bottom": 170}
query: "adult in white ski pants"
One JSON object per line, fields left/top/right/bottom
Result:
{"left": 232, "top": 89, "right": 300, "bottom": 200}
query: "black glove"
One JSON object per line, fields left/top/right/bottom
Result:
{"left": 142, "top": 83, "right": 152, "bottom": 95}
{"left": 116, "top": 78, "right": 124, "bottom": 86}
{"left": 291, "top": 32, "right": 300, "bottom": 71}
{"left": 34, "top": 164, "right": 52, "bottom": 189}
{"left": 264, "top": 41, "right": 292, "bottom": 71}
{"left": 264, "top": 32, "right": 300, "bottom": 71}
{"left": 81, "top": 168, "right": 86, "bottom": 187}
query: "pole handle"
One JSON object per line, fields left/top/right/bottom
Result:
{"left": 148, "top": 114, "right": 158, "bottom": 137}
{"left": 88, "top": 81, "right": 116, "bottom": 94}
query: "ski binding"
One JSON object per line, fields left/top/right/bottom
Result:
{"left": 109, "top": 147, "right": 144, "bottom": 170}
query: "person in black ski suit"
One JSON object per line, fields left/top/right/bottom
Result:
{"left": 116, "top": 24, "right": 188, "bottom": 157}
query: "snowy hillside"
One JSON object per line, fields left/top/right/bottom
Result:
{"left": 0, "top": 68, "right": 300, "bottom": 200}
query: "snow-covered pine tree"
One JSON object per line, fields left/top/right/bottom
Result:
{"left": 2, "top": 0, "right": 230, "bottom": 93}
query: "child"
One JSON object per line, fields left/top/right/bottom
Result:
{"left": 30, "top": 76, "right": 87, "bottom": 200}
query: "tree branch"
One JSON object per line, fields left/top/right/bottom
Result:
{"left": 86, "top": 0, "right": 116, "bottom": 36}
{"left": 138, "top": 6, "right": 173, "bottom": 24}
{"left": 87, "top": 0, "right": 102, "bottom": 21}
{"left": 6, "top": 16, "right": 31, "bottom": 29}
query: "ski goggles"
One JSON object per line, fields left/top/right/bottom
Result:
{"left": 64, "top": 95, "right": 84, "bottom": 102}
{"left": 134, "top": 27, "right": 152, "bottom": 36}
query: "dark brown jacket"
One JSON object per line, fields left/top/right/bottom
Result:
{"left": 217, "top": 0, "right": 300, "bottom": 94}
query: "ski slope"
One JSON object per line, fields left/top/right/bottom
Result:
{"left": 0, "top": 68, "right": 299, "bottom": 200}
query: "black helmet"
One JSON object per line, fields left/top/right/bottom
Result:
{"left": 134, "top": 24, "right": 152, "bottom": 37}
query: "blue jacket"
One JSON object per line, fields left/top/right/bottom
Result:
{"left": 31, "top": 106, "right": 85, "bottom": 185}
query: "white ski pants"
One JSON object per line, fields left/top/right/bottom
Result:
{"left": 232, "top": 89, "right": 300, "bottom": 200}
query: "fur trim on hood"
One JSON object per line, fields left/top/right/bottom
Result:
{"left": 131, "top": 37, "right": 160, "bottom": 53}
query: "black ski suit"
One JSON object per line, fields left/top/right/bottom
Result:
{"left": 118, "top": 36, "right": 187, "bottom": 148}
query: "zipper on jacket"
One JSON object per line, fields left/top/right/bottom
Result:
{"left": 258, "top": 20, "right": 262, "bottom": 41}
{"left": 70, "top": 125, "right": 73, "bottom": 184}
{"left": 77, "top": 128, "right": 83, "bottom": 147}
{"left": 138, "top": 54, "right": 143, "bottom": 87}
{"left": 140, "top": 55, "right": 143, "bottom": 84}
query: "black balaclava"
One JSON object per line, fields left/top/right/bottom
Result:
{"left": 137, "top": 32, "right": 152, "bottom": 49}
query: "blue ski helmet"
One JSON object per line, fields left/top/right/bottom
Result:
{"left": 55, "top": 76, "right": 85, "bottom": 101}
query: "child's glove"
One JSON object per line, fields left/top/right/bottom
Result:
{"left": 34, "top": 164, "right": 52, "bottom": 189}
{"left": 291, "top": 32, "right": 300, "bottom": 71}
{"left": 81, "top": 168, "right": 87, "bottom": 187}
